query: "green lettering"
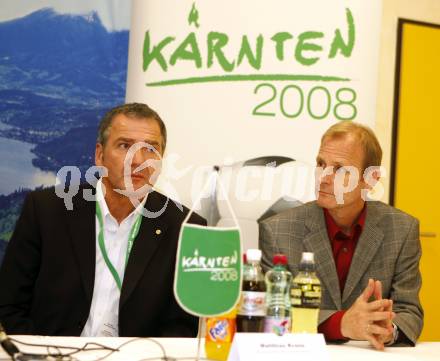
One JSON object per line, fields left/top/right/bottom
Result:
{"left": 170, "top": 32, "right": 202, "bottom": 68}
{"left": 329, "top": 8, "right": 355, "bottom": 58}
{"left": 143, "top": 31, "right": 175, "bottom": 72}
{"left": 237, "top": 35, "right": 263, "bottom": 70}
{"left": 188, "top": 2, "right": 200, "bottom": 28}
{"left": 295, "top": 31, "right": 323, "bottom": 66}
{"left": 271, "top": 32, "right": 293, "bottom": 61}
{"left": 207, "top": 32, "right": 235, "bottom": 72}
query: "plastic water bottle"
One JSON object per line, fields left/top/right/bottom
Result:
{"left": 290, "top": 252, "right": 322, "bottom": 333}
{"left": 264, "top": 254, "right": 292, "bottom": 335}
{"left": 205, "top": 308, "right": 236, "bottom": 361}
{"left": 236, "top": 249, "right": 266, "bottom": 332}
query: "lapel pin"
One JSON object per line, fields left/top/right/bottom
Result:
{"left": 155, "top": 229, "right": 162, "bottom": 235}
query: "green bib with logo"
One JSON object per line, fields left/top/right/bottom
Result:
{"left": 174, "top": 224, "right": 242, "bottom": 317}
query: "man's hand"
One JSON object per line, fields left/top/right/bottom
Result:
{"left": 341, "top": 279, "right": 394, "bottom": 350}
{"left": 373, "top": 280, "right": 395, "bottom": 344}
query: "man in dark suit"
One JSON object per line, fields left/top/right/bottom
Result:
{"left": 0, "top": 103, "right": 206, "bottom": 337}
{"left": 260, "top": 122, "right": 423, "bottom": 349}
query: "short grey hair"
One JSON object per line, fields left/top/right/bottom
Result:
{"left": 321, "top": 121, "right": 382, "bottom": 170}
{"left": 97, "top": 103, "right": 167, "bottom": 152}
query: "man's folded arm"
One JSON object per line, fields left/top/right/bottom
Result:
{"left": 158, "top": 294, "right": 199, "bottom": 337}
{"left": 318, "top": 309, "right": 347, "bottom": 342}
{"left": 389, "top": 218, "right": 423, "bottom": 346}
{"left": 258, "top": 220, "right": 279, "bottom": 273}
{"left": 0, "top": 193, "right": 41, "bottom": 334}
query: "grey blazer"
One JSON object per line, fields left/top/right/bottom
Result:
{"left": 259, "top": 201, "right": 423, "bottom": 345}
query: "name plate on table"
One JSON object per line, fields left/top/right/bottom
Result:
{"left": 228, "top": 333, "right": 329, "bottom": 361}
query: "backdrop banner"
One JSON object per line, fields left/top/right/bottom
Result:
{"left": 126, "top": 0, "right": 383, "bottom": 208}
{"left": 0, "top": 0, "right": 131, "bottom": 265}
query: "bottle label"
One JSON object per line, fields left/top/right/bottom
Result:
{"left": 238, "top": 291, "right": 266, "bottom": 316}
{"left": 264, "top": 316, "right": 290, "bottom": 335}
{"left": 206, "top": 317, "right": 235, "bottom": 343}
{"left": 291, "top": 282, "right": 321, "bottom": 308}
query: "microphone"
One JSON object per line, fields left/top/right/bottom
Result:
{"left": 0, "top": 322, "right": 20, "bottom": 359}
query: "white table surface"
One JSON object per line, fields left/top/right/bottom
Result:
{"left": 0, "top": 336, "right": 438, "bottom": 361}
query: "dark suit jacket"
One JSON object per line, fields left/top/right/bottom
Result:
{"left": 0, "top": 185, "right": 206, "bottom": 336}
{"left": 259, "top": 201, "right": 423, "bottom": 346}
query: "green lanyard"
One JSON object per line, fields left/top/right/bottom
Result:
{"left": 96, "top": 202, "right": 143, "bottom": 290}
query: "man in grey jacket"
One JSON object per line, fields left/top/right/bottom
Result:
{"left": 259, "top": 122, "right": 423, "bottom": 349}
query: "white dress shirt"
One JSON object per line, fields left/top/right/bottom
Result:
{"left": 81, "top": 179, "right": 146, "bottom": 337}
